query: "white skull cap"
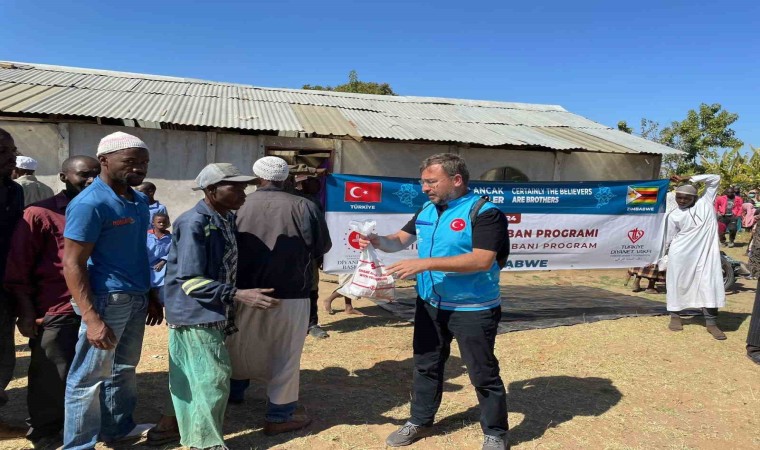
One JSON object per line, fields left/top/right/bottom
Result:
{"left": 252, "top": 156, "right": 289, "bottom": 181}
{"left": 15, "top": 155, "right": 37, "bottom": 171}
{"left": 97, "top": 132, "right": 148, "bottom": 156}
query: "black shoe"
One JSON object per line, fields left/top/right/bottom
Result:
{"left": 308, "top": 326, "right": 329, "bottom": 339}
{"left": 31, "top": 435, "right": 62, "bottom": 450}
{"left": 386, "top": 422, "right": 430, "bottom": 447}
{"left": 706, "top": 325, "right": 726, "bottom": 340}
{"left": 748, "top": 352, "right": 760, "bottom": 366}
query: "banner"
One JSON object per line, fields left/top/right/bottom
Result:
{"left": 323, "top": 174, "right": 669, "bottom": 273}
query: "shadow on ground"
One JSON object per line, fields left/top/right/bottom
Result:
{"left": 221, "top": 355, "right": 469, "bottom": 448}
{"left": 377, "top": 286, "right": 668, "bottom": 334}
{"left": 320, "top": 304, "right": 413, "bottom": 335}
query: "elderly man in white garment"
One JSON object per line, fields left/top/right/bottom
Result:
{"left": 659, "top": 174, "right": 726, "bottom": 340}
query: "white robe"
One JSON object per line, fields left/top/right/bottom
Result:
{"left": 660, "top": 174, "right": 725, "bottom": 311}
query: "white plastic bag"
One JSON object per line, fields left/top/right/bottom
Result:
{"left": 338, "top": 220, "right": 396, "bottom": 301}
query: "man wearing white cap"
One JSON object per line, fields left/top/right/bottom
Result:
{"left": 658, "top": 174, "right": 727, "bottom": 340}
{"left": 227, "top": 156, "right": 331, "bottom": 435}
{"left": 12, "top": 155, "right": 54, "bottom": 206}
{"left": 62, "top": 131, "right": 164, "bottom": 449}
{"left": 161, "top": 163, "right": 280, "bottom": 449}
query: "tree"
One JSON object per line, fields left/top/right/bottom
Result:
{"left": 616, "top": 121, "right": 633, "bottom": 134}
{"left": 303, "top": 70, "right": 397, "bottom": 96}
{"left": 701, "top": 146, "right": 750, "bottom": 190}
{"left": 659, "top": 103, "right": 743, "bottom": 173}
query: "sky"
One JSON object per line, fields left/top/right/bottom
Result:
{"left": 2, "top": 0, "right": 758, "bottom": 150}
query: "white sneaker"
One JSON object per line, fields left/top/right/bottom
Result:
{"left": 114, "top": 423, "right": 155, "bottom": 441}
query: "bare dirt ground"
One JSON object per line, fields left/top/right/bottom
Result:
{"left": 1, "top": 238, "right": 758, "bottom": 449}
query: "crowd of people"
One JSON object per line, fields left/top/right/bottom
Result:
{"left": 0, "top": 126, "right": 758, "bottom": 450}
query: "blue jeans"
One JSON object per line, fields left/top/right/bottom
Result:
{"left": 63, "top": 292, "right": 148, "bottom": 450}
{"left": 229, "top": 378, "right": 297, "bottom": 422}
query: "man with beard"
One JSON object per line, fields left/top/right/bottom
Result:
{"left": 0, "top": 128, "right": 24, "bottom": 437}
{"left": 359, "top": 153, "right": 510, "bottom": 450}
{"left": 4, "top": 156, "right": 100, "bottom": 449}
{"left": 660, "top": 175, "right": 726, "bottom": 340}
{"left": 62, "top": 132, "right": 163, "bottom": 449}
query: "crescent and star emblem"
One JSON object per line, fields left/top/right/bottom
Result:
{"left": 349, "top": 186, "right": 367, "bottom": 199}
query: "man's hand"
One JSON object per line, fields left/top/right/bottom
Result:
{"left": 153, "top": 260, "right": 167, "bottom": 272}
{"left": 234, "top": 288, "right": 281, "bottom": 310}
{"left": 357, "top": 233, "right": 379, "bottom": 250}
{"left": 386, "top": 258, "right": 430, "bottom": 279}
{"left": 16, "top": 315, "right": 38, "bottom": 338}
{"left": 15, "top": 298, "right": 39, "bottom": 338}
{"left": 670, "top": 175, "right": 691, "bottom": 183}
{"left": 83, "top": 312, "right": 117, "bottom": 350}
{"left": 146, "top": 290, "right": 164, "bottom": 326}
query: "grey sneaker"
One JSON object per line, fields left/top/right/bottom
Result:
{"left": 308, "top": 325, "right": 329, "bottom": 339}
{"left": 482, "top": 435, "right": 509, "bottom": 449}
{"left": 386, "top": 421, "right": 429, "bottom": 447}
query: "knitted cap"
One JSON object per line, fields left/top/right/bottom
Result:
{"left": 253, "top": 156, "right": 289, "bottom": 181}
{"left": 675, "top": 184, "right": 697, "bottom": 196}
{"left": 193, "top": 163, "right": 255, "bottom": 191}
{"left": 15, "top": 155, "right": 37, "bottom": 171}
{"left": 97, "top": 132, "right": 148, "bottom": 156}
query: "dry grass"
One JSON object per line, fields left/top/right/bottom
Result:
{"left": 1, "top": 237, "right": 758, "bottom": 449}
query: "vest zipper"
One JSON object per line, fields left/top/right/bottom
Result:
{"left": 429, "top": 215, "right": 442, "bottom": 308}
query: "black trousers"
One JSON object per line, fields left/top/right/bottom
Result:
{"left": 719, "top": 215, "right": 739, "bottom": 242}
{"left": 0, "top": 295, "right": 16, "bottom": 394}
{"left": 748, "top": 282, "right": 760, "bottom": 348}
{"left": 410, "top": 298, "right": 508, "bottom": 438}
{"left": 308, "top": 290, "right": 319, "bottom": 329}
{"left": 26, "top": 314, "right": 80, "bottom": 441}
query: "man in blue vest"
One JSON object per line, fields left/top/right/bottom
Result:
{"left": 360, "top": 153, "right": 510, "bottom": 450}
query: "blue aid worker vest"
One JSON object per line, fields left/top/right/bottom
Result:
{"left": 415, "top": 191, "right": 502, "bottom": 311}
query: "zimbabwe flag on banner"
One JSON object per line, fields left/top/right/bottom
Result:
{"left": 626, "top": 186, "right": 659, "bottom": 205}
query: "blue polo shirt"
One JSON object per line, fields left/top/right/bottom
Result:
{"left": 64, "top": 176, "right": 151, "bottom": 294}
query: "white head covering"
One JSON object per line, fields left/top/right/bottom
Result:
{"left": 97, "top": 132, "right": 148, "bottom": 156}
{"left": 15, "top": 155, "right": 37, "bottom": 171}
{"left": 252, "top": 156, "right": 289, "bottom": 181}
{"left": 675, "top": 184, "right": 698, "bottom": 196}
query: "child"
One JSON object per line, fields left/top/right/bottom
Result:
{"left": 147, "top": 213, "right": 172, "bottom": 304}
{"left": 136, "top": 181, "right": 168, "bottom": 229}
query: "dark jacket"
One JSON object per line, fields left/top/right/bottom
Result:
{"left": 1, "top": 178, "right": 24, "bottom": 303}
{"left": 236, "top": 185, "right": 331, "bottom": 299}
{"left": 164, "top": 200, "right": 237, "bottom": 326}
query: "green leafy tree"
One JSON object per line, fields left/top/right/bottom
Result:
{"left": 303, "top": 70, "right": 397, "bottom": 96}
{"left": 660, "top": 103, "right": 743, "bottom": 173}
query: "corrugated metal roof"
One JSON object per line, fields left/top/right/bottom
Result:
{"left": 0, "top": 61, "right": 682, "bottom": 155}
{"left": 292, "top": 104, "right": 361, "bottom": 138}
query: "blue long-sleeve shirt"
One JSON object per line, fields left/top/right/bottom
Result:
{"left": 146, "top": 229, "right": 171, "bottom": 288}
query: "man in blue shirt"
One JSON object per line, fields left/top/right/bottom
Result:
{"left": 62, "top": 131, "right": 163, "bottom": 450}
{"left": 360, "top": 153, "right": 510, "bottom": 450}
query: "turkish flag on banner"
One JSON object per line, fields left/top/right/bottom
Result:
{"left": 344, "top": 182, "right": 382, "bottom": 202}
